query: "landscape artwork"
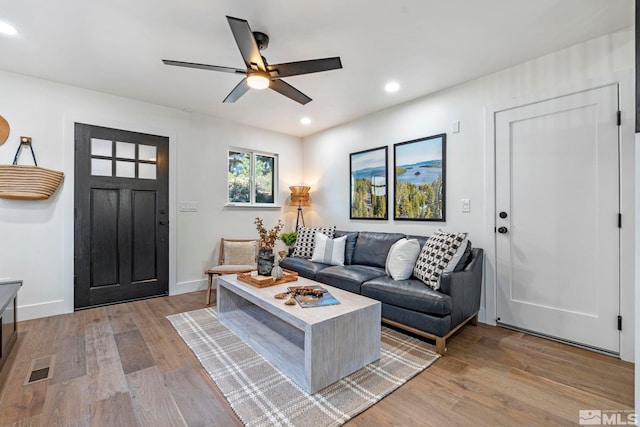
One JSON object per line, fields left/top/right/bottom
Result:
{"left": 394, "top": 134, "right": 446, "bottom": 221}
{"left": 350, "top": 146, "right": 388, "bottom": 220}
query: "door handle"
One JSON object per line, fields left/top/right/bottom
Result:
{"left": 159, "top": 220, "right": 169, "bottom": 226}
{"left": 497, "top": 226, "right": 508, "bottom": 234}
{"left": 499, "top": 211, "right": 508, "bottom": 219}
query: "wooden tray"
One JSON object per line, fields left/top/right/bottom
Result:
{"left": 237, "top": 269, "right": 299, "bottom": 288}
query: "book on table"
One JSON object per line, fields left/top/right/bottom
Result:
{"left": 287, "top": 285, "right": 340, "bottom": 308}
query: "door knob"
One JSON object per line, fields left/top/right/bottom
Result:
{"left": 497, "top": 227, "right": 508, "bottom": 234}
{"left": 499, "top": 211, "right": 508, "bottom": 219}
{"left": 159, "top": 220, "right": 169, "bottom": 225}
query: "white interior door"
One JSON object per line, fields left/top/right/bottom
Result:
{"left": 495, "top": 84, "right": 620, "bottom": 354}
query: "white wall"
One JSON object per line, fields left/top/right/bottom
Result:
{"left": 0, "top": 70, "right": 301, "bottom": 320}
{"left": 302, "top": 29, "right": 635, "bottom": 361}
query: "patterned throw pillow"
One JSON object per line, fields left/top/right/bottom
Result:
{"left": 413, "top": 231, "right": 467, "bottom": 290}
{"left": 292, "top": 226, "right": 336, "bottom": 259}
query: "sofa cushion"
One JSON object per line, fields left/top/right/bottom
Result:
{"left": 311, "top": 233, "right": 347, "bottom": 266}
{"left": 279, "top": 257, "right": 331, "bottom": 280}
{"left": 413, "top": 231, "right": 467, "bottom": 290}
{"left": 334, "top": 231, "right": 358, "bottom": 265}
{"left": 315, "top": 265, "right": 386, "bottom": 294}
{"left": 362, "top": 276, "right": 452, "bottom": 316}
{"left": 385, "top": 238, "right": 421, "bottom": 280}
{"left": 351, "top": 232, "right": 405, "bottom": 268}
{"left": 292, "top": 226, "right": 335, "bottom": 259}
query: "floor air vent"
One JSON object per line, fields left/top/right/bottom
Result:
{"left": 24, "top": 355, "right": 55, "bottom": 385}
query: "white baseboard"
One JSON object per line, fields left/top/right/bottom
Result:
{"left": 17, "top": 299, "right": 70, "bottom": 322}
{"left": 171, "top": 279, "right": 208, "bottom": 296}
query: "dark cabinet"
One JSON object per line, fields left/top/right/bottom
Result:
{"left": 0, "top": 280, "right": 20, "bottom": 374}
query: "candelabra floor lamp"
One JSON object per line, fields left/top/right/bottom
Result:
{"left": 289, "top": 186, "right": 310, "bottom": 230}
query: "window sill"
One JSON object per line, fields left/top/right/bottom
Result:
{"left": 225, "top": 203, "right": 282, "bottom": 209}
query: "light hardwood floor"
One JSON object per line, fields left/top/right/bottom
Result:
{"left": 0, "top": 291, "right": 633, "bottom": 426}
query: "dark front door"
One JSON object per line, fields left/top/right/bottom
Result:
{"left": 74, "top": 123, "right": 169, "bottom": 309}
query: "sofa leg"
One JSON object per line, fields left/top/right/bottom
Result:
{"left": 470, "top": 313, "right": 478, "bottom": 326}
{"left": 435, "top": 337, "right": 446, "bottom": 355}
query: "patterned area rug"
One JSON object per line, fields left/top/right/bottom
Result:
{"left": 167, "top": 308, "right": 439, "bottom": 427}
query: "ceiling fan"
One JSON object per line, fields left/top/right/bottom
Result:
{"left": 162, "top": 16, "right": 343, "bottom": 105}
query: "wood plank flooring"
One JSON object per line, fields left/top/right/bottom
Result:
{"left": 0, "top": 291, "right": 633, "bottom": 426}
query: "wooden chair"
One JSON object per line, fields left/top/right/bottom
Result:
{"left": 205, "top": 238, "right": 257, "bottom": 305}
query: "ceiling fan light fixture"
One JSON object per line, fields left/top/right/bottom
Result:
{"left": 247, "top": 71, "right": 270, "bottom": 90}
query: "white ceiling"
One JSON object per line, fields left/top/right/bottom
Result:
{"left": 0, "top": 0, "right": 633, "bottom": 137}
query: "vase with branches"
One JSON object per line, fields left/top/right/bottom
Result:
{"left": 254, "top": 217, "right": 285, "bottom": 275}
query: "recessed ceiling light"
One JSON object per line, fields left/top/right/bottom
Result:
{"left": 385, "top": 81, "right": 400, "bottom": 93}
{"left": 0, "top": 21, "right": 17, "bottom": 36}
{"left": 300, "top": 117, "right": 311, "bottom": 125}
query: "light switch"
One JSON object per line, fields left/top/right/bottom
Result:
{"left": 179, "top": 201, "right": 199, "bottom": 212}
{"left": 461, "top": 199, "right": 470, "bottom": 213}
{"left": 452, "top": 121, "right": 460, "bottom": 134}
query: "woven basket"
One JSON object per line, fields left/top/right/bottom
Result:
{"left": 0, "top": 164, "right": 64, "bottom": 200}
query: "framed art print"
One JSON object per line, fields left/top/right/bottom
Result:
{"left": 350, "top": 146, "right": 388, "bottom": 220}
{"left": 394, "top": 134, "right": 446, "bottom": 221}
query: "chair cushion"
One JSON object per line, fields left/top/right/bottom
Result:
{"left": 413, "top": 231, "right": 467, "bottom": 290}
{"left": 223, "top": 241, "right": 257, "bottom": 265}
{"left": 311, "top": 233, "right": 347, "bottom": 266}
{"left": 279, "top": 257, "right": 330, "bottom": 280}
{"left": 315, "top": 265, "right": 386, "bottom": 294}
{"left": 292, "top": 226, "right": 336, "bottom": 259}
{"left": 361, "top": 276, "right": 452, "bottom": 316}
{"left": 207, "top": 264, "right": 256, "bottom": 274}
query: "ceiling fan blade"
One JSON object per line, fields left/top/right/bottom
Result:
{"left": 223, "top": 79, "right": 250, "bottom": 103}
{"left": 162, "top": 59, "right": 245, "bottom": 74}
{"left": 270, "top": 79, "right": 312, "bottom": 105}
{"left": 226, "top": 16, "right": 266, "bottom": 72}
{"left": 267, "top": 57, "right": 342, "bottom": 78}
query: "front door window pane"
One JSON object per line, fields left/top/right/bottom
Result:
{"left": 116, "top": 141, "right": 136, "bottom": 159}
{"left": 91, "top": 158, "right": 112, "bottom": 176}
{"left": 139, "top": 145, "right": 157, "bottom": 161}
{"left": 116, "top": 160, "right": 135, "bottom": 178}
{"left": 91, "top": 138, "right": 112, "bottom": 157}
{"left": 138, "top": 163, "right": 157, "bottom": 180}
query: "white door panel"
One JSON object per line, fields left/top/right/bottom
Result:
{"left": 495, "top": 84, "right": 619, "bottom": 353}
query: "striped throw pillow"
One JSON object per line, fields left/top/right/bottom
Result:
{"left": 311, "top": 233, "right": 347, "bottom": 266}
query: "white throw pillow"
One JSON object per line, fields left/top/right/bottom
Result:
{"left": 311, "top": 233, "right": 346, "bottom": 266}
{"left": 444, "top": 237, "right": 469, "bottom": 273}
{"left": 385, "top": 238, "right": 421, "bottom": 280}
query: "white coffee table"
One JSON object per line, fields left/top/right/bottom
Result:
{"left": 216, "top": 274, "right": 381, "bottom": 394}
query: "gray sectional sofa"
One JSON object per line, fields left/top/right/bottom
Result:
{"left": 279, "top": 230, "right": 484, "bottom": 355}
